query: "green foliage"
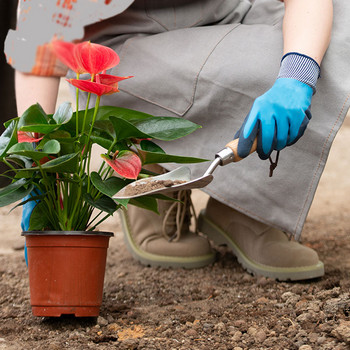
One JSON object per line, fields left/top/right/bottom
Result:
{"left": 0, "top": 98, "right": 206, "bottom": 232}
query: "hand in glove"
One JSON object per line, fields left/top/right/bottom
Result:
{"left": 235, "top": 53, "right": 320, "bottom": 160}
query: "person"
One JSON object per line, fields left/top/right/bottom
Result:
{"left": 0, "top": 0, "right": 17, "bottom": 187}
{"left": 5, "top": 0, "right": 350, "bottom": 281}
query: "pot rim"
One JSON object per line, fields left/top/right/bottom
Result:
{"left": 21, "top": 230, "right": 114, "bottom": 237}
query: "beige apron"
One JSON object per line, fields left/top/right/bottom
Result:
{"left": 78, "top": 0, "right": 350, "bottom": 239}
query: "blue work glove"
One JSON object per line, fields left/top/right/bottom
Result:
{"left": 235, "top": 52, "right": 320, "bottom": 160}
{"left": 21, "top": 193, "right": 39, "bottom": 265}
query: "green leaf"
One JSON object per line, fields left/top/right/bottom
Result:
{"left": 7, "top": 154, "right": 33, "bottom": 168}
{"left": 90, "top": 172, "right": 129, "bottom": 207}
{"left": 93, "top": 120, "right": 116, "bottom": 139}
{"left": 0, "top": 179, "right": 34, "bottom": 207}
{"left": 41, "top": 139, "right": 61, "bottom": 154}
{"left": 138, "top": 149, "right": 207, "bottom": 165}
{"left": 49, "top": 130, "right": 71, "bottom": 139}
{"left": 93, "top": 106, "right": 154, "bottom": 123}
{"left": 18, "top": 103, "right": 48, "bottom": 129}
{"left": 7, "top": 141, "right": 60, "bottom": 161}
{"left": 48, "top": 131, "right": 75, "bottom": 155}
{"left": 90, "top": 132, "right": 128, "bottom": 153}
{"left": 29, "top": 202, "right": 51, "bottom": 230}
{"left": 53, "top": 102, "right": 73, "bottom": 125}
{"left": 90, "top": 133, "right": 114, "bottom": 150}
{"left": 129, "top": 196, "right": 159, "bottom": 214}
{"left": 15, "top": 153, "right": 79, "bottom": 174}
{"left": 140, "top": 140, "right": 165, "bottom": 154}
{"left": 4, "top": 116, "right": 19, "bottom": 129}
{"left": 39, "top": 153, "right": 79, "bottom": 173}
{"left": 7, "top": 142, "right": 44, "bottom": 161}
{"left": 84, "top": 193, "right": 119, "bottom": 215}
{"left": 134, "top": 117, "right": 201, "bottom": 141}
{"left": 19, "top": 124, "right": 59, "bottom": 134}
{"left": 0, "top": 121, "right": 17, "bottom": 158}
{"left": 109, "top": 116, "right": 151, "bottom": 141}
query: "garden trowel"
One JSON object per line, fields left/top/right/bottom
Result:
{"left": 113, "top": 138, "right": 257, "bottom": 199}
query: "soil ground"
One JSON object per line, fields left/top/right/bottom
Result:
{"left": 0, "top": 83, "right": 350, "bottom": 350}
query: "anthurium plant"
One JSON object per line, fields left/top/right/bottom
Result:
{"left": 0, "top": 41, "right": 205, "bottom": 231}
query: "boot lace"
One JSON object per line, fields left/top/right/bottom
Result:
{"left": 162, "top": 190, "right": 198, "bottom": 242}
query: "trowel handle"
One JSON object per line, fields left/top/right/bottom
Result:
{"left": 225, "top": 137, "right": 257, "bottom": 162}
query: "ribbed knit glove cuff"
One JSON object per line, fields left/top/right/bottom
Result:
{"left": 277, "top": 52, "right": 321, "bottom": 94}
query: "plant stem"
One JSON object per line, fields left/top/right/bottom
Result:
{"left": 89, "top": 213, "right": 112, "bottom": 231}
{"left": 86, "top": 96, "right": 101, "bottom": 192}
{"left": 75, "top": 73, "right": 80, "bottom": 137}
{"left": 81, "top": 92, "right": 91, "bottom": 135}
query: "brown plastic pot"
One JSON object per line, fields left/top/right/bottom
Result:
{"left": 22, "top": 231, "right": 113, "bottom": 317}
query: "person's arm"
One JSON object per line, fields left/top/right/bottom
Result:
{"left": 235, "top": 0, "right": 333, "bottom": 161}
{"left": 15, "top": 72, "right": 60, "bottom": 115}
{"left": 283, "top": 0, "right": 333, "bottom": 65}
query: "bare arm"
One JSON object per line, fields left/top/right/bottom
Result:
{"left": 15, "top": 71, "right": 60, "bottom": 116}
{"left": 283, "top": 0, "right": 333, "bottom": 65}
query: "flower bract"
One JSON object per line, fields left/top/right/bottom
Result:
{"left": 101, "top": 151, "right": 142, "bottom": 179}
{"left": 74, "top": 41, "right": 120, "bottom": 75}
{"left": 51, "top": 41, "right": 85, "bottom": 74}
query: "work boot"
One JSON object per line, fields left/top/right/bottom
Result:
{"left": 198, "top": 198, "right": 324, "bottom": 281}
{"left": 119, "top": 189, "right": 215, "bottom": 268}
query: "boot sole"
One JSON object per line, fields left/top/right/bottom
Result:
{"left": 198, "top": 211, "right": 324, "bottom": 281}
{"left": 119, "top": 209, "right": 216, "bottom": 269}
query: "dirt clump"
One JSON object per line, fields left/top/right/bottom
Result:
{"left": 123, "top": 179, "right": 187, "bottom": 196}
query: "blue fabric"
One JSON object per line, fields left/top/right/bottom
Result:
{"left": 21, "top": 194, "right": 39, "bottom": 266}
{"left": 235, "top": 78, "right": 313, "bottom": 160}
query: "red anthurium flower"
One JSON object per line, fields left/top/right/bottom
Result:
{"left": 95, "top": 74, "right": 133, "bottom": 86}
{"left": 101, "top": 151, "right": 142, "bottom": 179}
{"left": 18, "top": 131, "right": 44, "bottom": 143}
{"left": 74, "top": 41, "right": 120, "bottom": 75}
{"left": 51, "top": 40, "right": 85, "bottom": 74}
{"left": 67, "top": 79, "right": 119, "bottom": 96}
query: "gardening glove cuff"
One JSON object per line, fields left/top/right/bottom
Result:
{"left": 277, "top": 52, "right": 320, "bottom": 94}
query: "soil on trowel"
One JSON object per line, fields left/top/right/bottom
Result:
{"left": 123, "top": 179, "right": 187, "bottom": 196}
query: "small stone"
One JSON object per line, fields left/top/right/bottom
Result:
{"left": 233, "top": 347, "right": 243, "bottom": 350}
{"left": 203, "top": 323, "right": 213, "bottom": 330}
{"left": 247, "top": 326, "right": 257, "bottom": 336}
{"left": 316, "top": 336, "right": 326, "bottom": 345}
{"left": 298, "top": 345, "right": 312, "bottom": 350}
{"left": 214, "top": 322, "right": 225, "bottom": 331}
{"left": 163, "top": 328, "right": 172, "bottom": 337}
{"left": 227, "top": 326, "right": 237, "bottom": 335}
{"left": 185, "top": 329, "right": 198, "bottom": 338}
{"left": 48, "top": 343, "right": 61, "bottom": 350}
{"left": 308, "top": 332, "right": 318, "bottom": 343}
{"left": 106, "top": 315, "right": 114, "bottom": 323}
{"left": 97, "top": 316, "right": 108, "bottom": 326}
{"left": 255, "top": 329, "right": 267, "bottom": 343}
{"left": 233, "top": 320, "right": 247, "bottom": 331}
{"left": 256, "top": 297, "right": 269, "bottom": 304}
{"left": 331, "top": 320, "right": 350, "bottom": 343}
{"left": 232, "top": 331, "right": 242, "bottom": 341}
{"left": 256, "top": 277, "right": 269, "bottom": 286}
{"left": 281, "top": 292, "right": 296, "bottom": 301}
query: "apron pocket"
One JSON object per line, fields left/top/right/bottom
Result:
{"left": 113, "top": 24, "right": 240, "bottom": 116}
